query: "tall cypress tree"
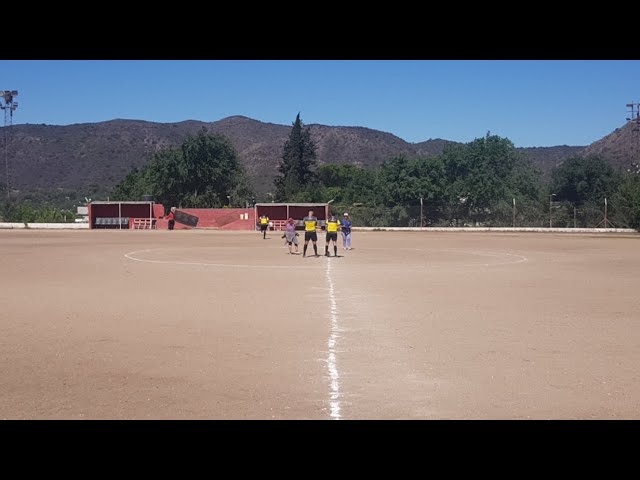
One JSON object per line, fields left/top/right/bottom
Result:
{"left": 274, "top": 113, "right": 317, "bottom": 201}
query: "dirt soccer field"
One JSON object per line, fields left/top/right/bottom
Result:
{"left": 1, "top": 229, "right": 639, "bottom": 419}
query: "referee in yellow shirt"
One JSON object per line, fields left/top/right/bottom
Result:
{"left": 325, "top": 213, "right": 340, "bottom": 257}
{"left": 302, "top": 209, "right": 319, "bottom": 257}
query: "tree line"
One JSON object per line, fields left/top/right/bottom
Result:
{"left": 111, "top": 114, "right": 639, "bottom": 228}
{"left": 5, "top": 114, "right": 638, "bottom": 229}
{"left": 272, "top": 114, "right": 640, "bottom": 229}
{"left": 0, "top": 200, "right": 76, "bottom": 223}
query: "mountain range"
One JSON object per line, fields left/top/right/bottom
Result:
{"left": 4, "top": 115, "right": 638, "bottom": 203}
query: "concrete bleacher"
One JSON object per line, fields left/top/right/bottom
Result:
{"left": 94, "top": 217, "right": 129, "bottom": 228}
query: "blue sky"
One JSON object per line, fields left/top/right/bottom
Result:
{"left": 1, "top": 60, "right": 638, "bottom": 147}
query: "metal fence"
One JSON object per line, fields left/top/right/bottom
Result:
{"left": 330, "top": 201, "right": 631, "bottom": 229}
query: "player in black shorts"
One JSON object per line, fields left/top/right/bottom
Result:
{"left": 302, "top": 209, "right": 319, "bottom": 257}
{"left": 258, "top": 214, "right": 269, "bottom": 239}
{"left": 325, "top": 213, "right": 339, "bottom": 257}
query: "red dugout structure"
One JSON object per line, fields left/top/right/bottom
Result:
{"left": 88, "top": 201, "right": 165, "bottom": 229}
{"left": 254, "top": 202, "right": 329, "bottom": 231}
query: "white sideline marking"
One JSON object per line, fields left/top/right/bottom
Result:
{"left": 124, "top": 249, "right": 323, "bottom": 269}
{"left": 459, "top": 250, "right": 528, "bottom": 267}
{"left": 124, "top": 248, "right": 527, "bottom": 270}
{"left": 354, "top": 248, "right": 528, "bottom": 268}
{"left": 325, "top": 257, "right": 342, "bottom": 420}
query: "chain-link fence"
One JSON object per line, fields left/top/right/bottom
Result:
{"left": 330, "top": 201, "right": 632, "bottom": 229}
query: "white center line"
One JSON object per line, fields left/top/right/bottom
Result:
{"left": 325, "top": 258, "right": 342, "bottom": 420}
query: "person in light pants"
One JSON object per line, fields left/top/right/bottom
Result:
{"left": 283, "top": 217, "right": 299, "bottom": 254}
{"left": 341, "top": 212, "right": 352, "bottom": 250}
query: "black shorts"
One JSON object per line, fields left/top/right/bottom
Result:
{"left": 326, "top": 232, "right": 338, "bottom": 242}
{"left": 260, "top": 224, "right": 268, "bottom": 231}
{"left": 304, "top": 231, "right": 318, "bottom": 242}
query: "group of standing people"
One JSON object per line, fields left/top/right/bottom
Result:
{"left": 264, "top": 209, "right": 352, "bottom": 257}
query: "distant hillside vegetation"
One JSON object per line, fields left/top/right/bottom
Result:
{"left": 7, "top": 115, "right": 634, "bottom": 205}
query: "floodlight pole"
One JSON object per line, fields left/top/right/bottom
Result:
{"left": 626, "top": 102, "right": 640, "bottom": 128}
{"left": 549, "top": 194, "right": 556, "bottom": 228}
{"left": 1, "top": 90, "right": 18, "bottom": 200}
{"left": 626, "top": 101, "right": 640, "bottom": 174}
{"left": 512, "top": 198, "right": 516, "bottom": 228}
{"left": 327, "top": 198, "right": 334, "bottom": 216}
{"left": 2, "top": 115, "right": 5, "bottom": 199}
{"left": 420, "top": 197, "right": 424, "bottom": 228}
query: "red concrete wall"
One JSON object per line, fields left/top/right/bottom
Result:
{"left": 89, "top": 206, "right": 255, "bottom": 231}
{"left": 257, "top": 205, "right": 288, "bottom": 220}
{"left": 257, "top": 205, "right": 327, "bottom": 221}
{"left": 87, "top": 204, "right": 266, "bottom": 231}
{"left": 290, "top": 205, "right": 328, "bottom": 220}
{"left": 153, "top": 204, "right": 166, "bottom": 218}
{"left": 91, "top": 203, "right": 156, "bottom": 219}
{"left": 220, "top": 214, "right": 257, "bottom": 230}
{"left": 156, "top": 208, "right": 255, "bottom": 230}
{"left": 156, "top": 218, "right": 190, "bottom": 230}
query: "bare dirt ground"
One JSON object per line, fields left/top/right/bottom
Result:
{"left": 1, "top": 229, "right": 639, "bottom": 419}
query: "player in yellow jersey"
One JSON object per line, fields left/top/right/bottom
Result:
{"left": 258, "top": 214, "right": 269, "bottom": 239}
{"left": 324, "top": 213, "right": 340, "bottom": 257}
{"left": 302, "top": 209, "right": 319, "bottom": 257}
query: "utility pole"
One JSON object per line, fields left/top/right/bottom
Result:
{"left": 1, "top": 90, "right": 19, "bottom": 199}
{"left": 420, "top": 197, "right": 424, "bottom": 228}
{"left": 512, "top": 198, "right": 516, "bottom": 228}
{"left": 549, "top": 194, "right": 556, "bottom": 228}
